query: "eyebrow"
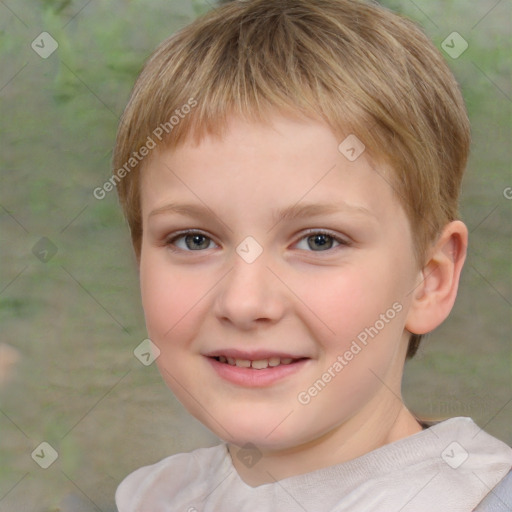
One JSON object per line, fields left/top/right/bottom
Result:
{"left": 148, "top": 201, "right": 375, "bottom": 225}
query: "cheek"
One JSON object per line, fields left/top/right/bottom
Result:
{"left": 297, "top": 261, "right": 412, "bottom": 384}
{"left": 298, "top": 264, "right": 403, "bottom": 335}
{"left": 139, "top": 252, "right": 203, "bottom": 343}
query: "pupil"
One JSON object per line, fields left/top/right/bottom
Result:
{"left": 310, "top": 234, "right": 331, "bottom": 250}
{"left": 187, "top": 234, "right": 208, "bottom": 250}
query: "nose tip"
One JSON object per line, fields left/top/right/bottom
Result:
{"left": 212, "top": 242, "right": 285, "bottom": 329}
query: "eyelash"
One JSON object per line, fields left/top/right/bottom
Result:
{"left": 164, "top": 229, "right": 351, "bottom": 254}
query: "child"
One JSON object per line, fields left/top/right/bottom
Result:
{"left": 112, "top": 0, "right": 512, "bottom": 510}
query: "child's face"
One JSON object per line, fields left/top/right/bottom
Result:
{"left": 139, "top": 114, "right": 423, "bottom": 453}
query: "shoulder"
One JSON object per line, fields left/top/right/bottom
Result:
{"left": 115, "top": 443, "right": 229, "bottom": 512}
{"left": 474, "top": 470, "right": 512, "bottom": 511}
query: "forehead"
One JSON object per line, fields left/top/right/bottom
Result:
{"left": 140, "top": 114, "right": 402, "bottom": 223}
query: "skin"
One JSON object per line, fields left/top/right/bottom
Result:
{"left": 138, "top": 113, "right": 468, "bottom": 486}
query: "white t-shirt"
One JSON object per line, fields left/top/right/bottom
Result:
{"left": 116, "top": 417, "right": 512, "bottom": 512}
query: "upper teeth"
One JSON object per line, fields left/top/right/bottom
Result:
{"left": 217, "top": 356, "right": 294, "bottom": 369}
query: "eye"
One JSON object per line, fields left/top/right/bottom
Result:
{"left": 295, "top": 230, "right": 349, "bottom": 252}
{"left": 165, "top": 230, "right": 217, "bottom": 252}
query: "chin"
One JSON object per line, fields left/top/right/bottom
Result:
{"left": 210, "top": 410, "right": 321, "bottom": 454}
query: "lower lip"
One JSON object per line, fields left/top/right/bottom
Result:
{"left": 206, "top": 357, "right": 309, "bottom": 387}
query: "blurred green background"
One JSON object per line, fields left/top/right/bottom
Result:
{"left": 0, "top": 0, "right": 510, "bottom": 510}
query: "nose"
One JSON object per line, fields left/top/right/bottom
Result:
{"left": 212, "top": 247, "right": 286, "bottom": 331}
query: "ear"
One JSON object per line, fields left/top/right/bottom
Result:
{"left": 405, "top": 220, "right": 468, "bottom": 335}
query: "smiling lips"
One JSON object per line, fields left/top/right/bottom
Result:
{"left": 205, "top": 349, "right": 308, "bottom": 371}
{"left": 214, "top": 355, "right": 297, "bottom": 369}
{"left": 206, "top": 351, "right": 310, "bottom": 387}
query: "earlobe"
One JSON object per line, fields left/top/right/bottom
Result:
{"left": 405, "top": 220, "right": 468, "bottom": 335}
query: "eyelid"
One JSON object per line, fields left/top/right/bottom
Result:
{"left": 164, "top": 228, "right": 351, "bottom": 254}
{"left": 165, "top": 229, "right": 219, "bottom": 251}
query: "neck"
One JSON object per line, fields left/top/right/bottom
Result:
{"left": 228, "top": 392, "right": 423, "bottom": 487}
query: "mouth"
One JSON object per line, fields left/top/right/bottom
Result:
{"left": 205, "top": 352, "right": 310, "bottom": 387}
{"left": 211, "top": 355, "right": 307, "bottom": 370}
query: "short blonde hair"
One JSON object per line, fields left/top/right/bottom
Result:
{"left": 113, "top": 0, "right": 471, "bottom": 357}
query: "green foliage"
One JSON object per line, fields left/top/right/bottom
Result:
{"left": 39, "top": 0, "right": 74, "bottom": 14}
